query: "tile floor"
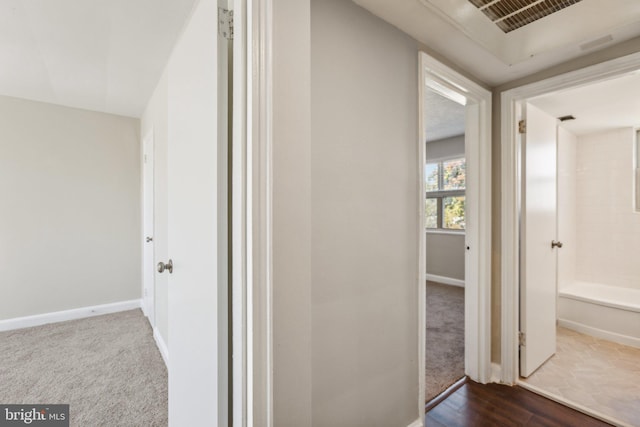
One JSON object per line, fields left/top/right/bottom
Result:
{"left": 521, "top": 327, "right": 640, "bottom": 426}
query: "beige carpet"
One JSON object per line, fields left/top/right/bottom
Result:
{"left": 0, "top": 309, "right": 167, "bottom": 426}
{"left": 425, "top": 280, "right": 465, "bottom": 402}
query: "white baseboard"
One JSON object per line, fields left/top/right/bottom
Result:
{"left": 141, "top": 299, "right": 149, "bottom": 318}
{"left": 425, "top": 274, "right": 465, "bottom": 288}
{"left": 406, "top": 418, "right": 423, "bottom": 427}
{"left": 558, "top": 318, "right": 640, "bottom": 349}
{"left": 0, "top": 300, "right": 142, "bottom": 332}
{"left": 154, "top": 327, "right": 169, "bottom": 367}
{"left": 490, "top": 363, "right": 502, "bottom": 383}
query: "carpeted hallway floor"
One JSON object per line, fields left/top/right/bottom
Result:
{"left": 425, "top": 280, "right": 465, "bottom": 402}
{"left": 0, "top": 309, "right": 167, "bottom": 426}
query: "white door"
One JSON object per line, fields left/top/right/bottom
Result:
{"left": 142, "top": 131, "right": 155, "bottom": 325}
{"left": 520, "top": 102, "right": 558, "bottom": 378}
{"left": 165, "top": 0, "right": 228, "bottom": 425}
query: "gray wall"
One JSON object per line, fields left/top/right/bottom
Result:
{"left": 311, "top": 0, "right": 418, "bottom": 425}
{"left": 426, "top": 233, "right": 465, "bottom": 281}
{"left": 426, "top": 135, "right": 464, "bottom": 161}
{"left": 273, "top": 0, "right": 313, "bottom": 424}
{"left": 0, "top": 96, "right": 141, "bottom": 320}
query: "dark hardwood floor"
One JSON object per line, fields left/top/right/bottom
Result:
{"left": 425, "top": 380, "right": 612, "bottom": 427}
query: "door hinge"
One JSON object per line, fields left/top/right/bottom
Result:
{"left": 518, "top": 331, "right": 526, "bottom": 346}
{"left": 218, "top": 7, "right": 234, "bottom": 40}
{"left": 518, "top": 120, "right": 526, "bottom": 134}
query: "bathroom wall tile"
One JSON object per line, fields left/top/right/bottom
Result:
{"left": 574, "top": 128, "right": 639, "bottom": 291}
{"left": 557, "top": 128, "right": 578, "bottom": 288}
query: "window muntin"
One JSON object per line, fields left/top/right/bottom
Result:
{"left": 425, "top": 157, "right": 466, "bottom": 230}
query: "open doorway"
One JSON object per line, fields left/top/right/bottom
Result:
{"left": 418, "top": 52, "right": 492, "bottom": 408}
{"left": 501, "top": 54, "right": 640, "bottom": 426}
{"left": 423, "top": 88, "right": 467, "bottom": 402}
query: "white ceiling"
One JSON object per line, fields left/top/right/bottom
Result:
{"left": 0, "top": 0, "right": 197, "bottom": 118}
{"left": 424, "top": 89, "right": 465, "bottom": 142}
{"left": 529, "top": 71, "right": 640, "bottom": 136}
{"left": 353, "top": 0, "right": 640, "bottom": 86}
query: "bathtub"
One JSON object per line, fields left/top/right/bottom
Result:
{"left": 558, "top": 281, "right": 640, "bottom": 349}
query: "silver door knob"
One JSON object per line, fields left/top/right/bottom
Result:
{"left": 551, "top": 240, "right": 563, "bottom": 249}
{"left": 157, "top": 259, "right": 173, "bottom": 274}
{"left": 146, "top": 236, "right": 153, "bottom": 242}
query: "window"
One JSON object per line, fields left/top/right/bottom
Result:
{"left": 425, "top": 157, "right": 466, "bottom": 230}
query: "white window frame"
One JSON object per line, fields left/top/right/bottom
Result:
{"left": 426, "top": 157, "right": 466, "bottom": 231}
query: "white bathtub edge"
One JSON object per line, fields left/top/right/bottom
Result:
{"left": 558, "top": 318, "right": 640, "bottom": 349}
{"left": 559, "top": 291, "right": 640, "bottom": 313}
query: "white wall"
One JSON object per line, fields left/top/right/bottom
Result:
{"left": 425, "top": 135, "right": 466, "bottom": 282}
{"left": 140, "top": 68, "right": 169, "bottom": 346}
{"left": 575, "top": 128, "right": 640, "bottom": 290}
{"left": 557, "top": 126, "right": 577, "bottom": 290}
{"left": 311, "top": 0, "right": 418, "bottom": 425}
{"left": 0, "top": 96, "right": 141, "bottom": 320}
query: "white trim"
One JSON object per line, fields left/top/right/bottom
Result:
{"left": 500, "top": 50, "right": 640, "bottom": 385}
{"left": 500, "top": 89, "right": 520, "bottom": 385}
{"left": 406, "top": 418, "right": 423, "bottom": 427}
{"left": 0, "top": 300, "right": 142, "bottom": 332}
{"left": 517, "top": 381, "right": 633, "bottom": 427}
{"left": 153, "top": 327, "right": 169, "bottom": 367}
{"left": 417, "top": 55, "right": 427, "bottom": 414}
{"left": 425, "top": 274, "right": 465, "bottom": 288}
{"left": 419, "top": 51, "right": 492, "bottom": 422}
{"left": 490, "top": 363, "right": 502, "bottom": 383}
{"left": 425, "top": 152, "right": 466, "bottom": 164}
{"left": 248, "top": 0, "right": 273, "bottom": 425}
{"left": 558, "top": 319, "right": 640, "bottom": 349}
{"left": 425, "top": 229, "right": 465, "bottom": 236}
{"left": 232, "top": 0, "right": 249, "bottom": 426}
{"left": 142, "top": 128, "right": 156, "bottom": 327}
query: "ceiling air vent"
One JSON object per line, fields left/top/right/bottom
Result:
{"left": 468, "top": 0, "right": 583, "bottom": 33}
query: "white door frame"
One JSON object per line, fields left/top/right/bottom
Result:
{"left": 142, "top": 129, "right": 155, "bottom": 326}
{"left": 232, "top": 0, "right": 247, "bottom": 424}
{"left": 246, "top": 0, "right": 273, "bottom": 425}
{"left": 418, "top": 51, "right": 492, "bottom": 411}
{"left": 220, "top": 0, "right": 257, "bottom": 425}
{"left": 500, "top": 51, "right": 640, "bottom": 385}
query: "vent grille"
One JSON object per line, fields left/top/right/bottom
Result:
{"left": 469, "top": 0, "right": 583, "bottom": 33}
